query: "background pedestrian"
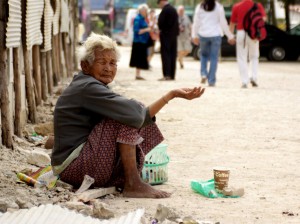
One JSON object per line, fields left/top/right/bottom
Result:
{"left": 177, "top": 5, "right": 192, "bottom": 69}
{"left": 192, "top": 0, "right": 235, "bottom": 87}
{"left": 129, "top": 4, "right": 151, "bottom": 80}
{"left": 147, "top": 9, "right": 159, "bottom": 67}
{"left": 157, "top": 0, "right": 179, "bottom": 81}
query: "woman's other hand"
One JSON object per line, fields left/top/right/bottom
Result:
{"left": 192, "top": 37, "right": 200, "bottom": 46}
{"left": 228, "top": 38, "right": 236, "bottom": 45}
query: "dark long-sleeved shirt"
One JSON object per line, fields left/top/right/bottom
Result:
{"left": 158, "top": 3, "right": 179, "bottom": 37}
{"left": 51, "top": 72, "right": 154, "bottom": 166}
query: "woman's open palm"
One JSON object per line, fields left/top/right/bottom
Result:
{"left": 173, "top": 86, "right": 205, "bottom": 100}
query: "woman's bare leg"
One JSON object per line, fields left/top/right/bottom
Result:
{"left": 119, "top": 143, "right": 171, "bottom": 198}
{"left": 135, "top": 68, "right": 145, "bottom": 80}
{"left": 178, "top": 50, "right": 190, "bottom": 69}
{"left": 136, "top": 68, "right": 140, "bottom": 77}
{"left": 178, "top": 51, "right": 184, "bottom": 68}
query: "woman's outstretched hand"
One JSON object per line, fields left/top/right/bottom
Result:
{"left": 170, "top": 86, "right": 205, "bottom": 100}
{"left": 148, "top": 86, "right": 205, "bottom": 118}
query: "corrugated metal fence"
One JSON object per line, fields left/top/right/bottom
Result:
{"left": 0, "top": 0, "right": 78, "bottom": 147}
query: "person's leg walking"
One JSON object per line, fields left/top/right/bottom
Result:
{"left": 178, "top": 51, "right": 184, "bottom": 68}
{"left": 199, "top": 36, "right": 209, "bottom": 83}
{"left": 160, "top": 35, "right": 172, "bottom": 79}
{"left": 236, "top": 30, "right": 249, "bottom": 87}
{"left": 248, "top": 38, "right": 259, "bottom": 86}
{"left": 177, "top": 39, "right": 184, "bottom": 68}
{"left": 208, "top": 36, "right": 222, "bottom": 86}
{"left": 170, "top": 37, "right": 177, "bottom": 80}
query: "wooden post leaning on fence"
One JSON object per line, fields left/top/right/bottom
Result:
{"left": 13, "top": 48, "right": 22, "bottom": 137}
{"left": 62, "top": 33, "right": 72, "bottom": 77}
{"left": 0, "top": 0, "right": 13, "bottom": 147}
{"left": 71, "top": 0, "right": 78, "bottom": 72}
{"left": 46, "top": 51, "right": 53, "bottom": 94}
{"left": 21, "top": 0, "right": 37, "bottom": 123}
{"left": 52, "top": 35, "right": 59, "bottom": 86}
{"left": 58, "top": 34, "right": 65, "bottom": 80}
{"left": 32, "top": 45, "right": 42, "bottom": 105}
{"left": 40, "top": 51, "right": 48, "bottom": 101}
{"left": 22, "top": 44, "right": 37, "bottom": 123}
{"left": 50, "top": 0, "right": 59, "bottom": 86}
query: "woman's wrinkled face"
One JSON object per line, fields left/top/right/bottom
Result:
{"left": 82, "top": 48, "right": 118, "bottom": 85}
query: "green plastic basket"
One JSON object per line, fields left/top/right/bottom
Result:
{"left": 141, "top": 144, "right": 169, "bottom": 185}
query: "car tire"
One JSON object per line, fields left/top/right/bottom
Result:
{"left": 193, "top": 46, "right": 201, "bottom": 60}
{"left": 268, "top": 46, "right": 286, "bottom": 61}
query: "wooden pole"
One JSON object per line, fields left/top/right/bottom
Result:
{"left": 0, "top": 0, "right": 13, "bottom": 147}
{"left": 50, "top": 0, "right": 58, "bottom": 86}
{"left": 46, "top": 51, "right": 53, "bottom": 94}
{"left": 22, "top": 0, "right": 37, "bottom": 123}
{"left": 52, "top": 35, "right": 59, "bottom": 85}
{"left": 70, "top": 0, "right": 77, "bottom": 72}
{"left": 40, "top": 51, "right": 48, "bottom": 101}
{"left": 51, "top": 40, "right": 57, "bottom": 86}
{"left": 57, "top": 34, "right": 64, "bottom": 80}
{"left": 32, "top": 45, "right": 41, "bottom": 105}
{"left": 13, "top": 48, "right": 22, "bottom": 137}
{"left": 23, "top": 48, "right": 37, "bottom": 123}
{"left": 62, "top": 33, "right": 71, "bottom": 77}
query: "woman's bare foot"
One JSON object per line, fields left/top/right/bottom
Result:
{"left": 118, "top": 143, "right": 170, "bottom": 198}
{"left": 123, "top": 179, "right": 171, "bottom": 198}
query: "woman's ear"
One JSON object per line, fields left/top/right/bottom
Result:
{"left": 81, "top": 61, "right": 90, "bottom": 74}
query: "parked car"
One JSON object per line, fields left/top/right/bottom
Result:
{"left": 192, "top": 24, "right": 300, "bottom": 61}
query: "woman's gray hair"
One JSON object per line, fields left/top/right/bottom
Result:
{"left": 138, "top": 3, "right": 149, "bottom": 13}
{"left": 77, "top": 33, "right": 121, "bottom": 64}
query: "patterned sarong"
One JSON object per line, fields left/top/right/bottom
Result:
{"left": 60, "top": 119, "right": 164, "bottom": 188}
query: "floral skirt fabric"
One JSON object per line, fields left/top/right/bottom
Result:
{"left": 60, "top": 119, "right": 164, "bottom": 189}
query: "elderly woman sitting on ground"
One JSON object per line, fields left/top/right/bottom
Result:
{"left": 51, "top": 33, "right": 205, "bottom": 198}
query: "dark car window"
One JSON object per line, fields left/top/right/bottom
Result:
{"left": 290, "top": 24, "right": 300, "bottom": 35}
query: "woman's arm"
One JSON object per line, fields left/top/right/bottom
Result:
{"left": 192, "top": 4, "right": 201, "bottom": 45}
{"left": 138, "top": 27, "right": 151, "bottom": 34}
{"left": 148, "top": 86, "right": 205, "bottom": 118}
{"left": 192, "top": 5, "right": 200, "bottom": 38}
{"left": 219, "top": 5, "right": 234, "bottom": 40}
{"left": 134, "top": 15, "right": 151, "bottom": 35}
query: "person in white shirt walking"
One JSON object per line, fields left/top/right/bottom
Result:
{"left": 192, "top": 0, "right": 235, "bottom": 87}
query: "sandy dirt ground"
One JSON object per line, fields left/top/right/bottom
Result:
{"left": 0, "top": 46, "right": 299, "bottom": 223}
